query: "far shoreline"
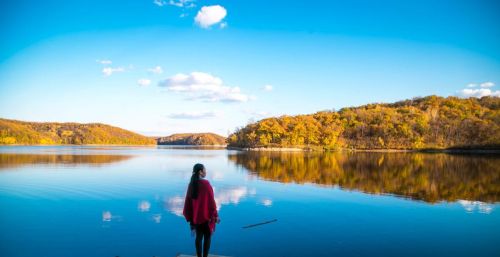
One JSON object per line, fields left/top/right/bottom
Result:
{"left": 226, "top": 146, "right": 500, "bottom": 154}
{"left": 1, "top": 144, "right": 499, "bottom": 154}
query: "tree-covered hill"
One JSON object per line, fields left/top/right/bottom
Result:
{"left": 227, "top": 95, "right": 500, "bottom": 150}
{"left": 157, "top": 133, "right": 226, "bottom": 145}
{"left": 0, "top": 118, "right": 155, "bottom": 145}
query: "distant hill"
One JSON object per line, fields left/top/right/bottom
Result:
{"left": 0, "top": 118, "right": 155, "bottom": 145}
{"left": 157, "top": 133, "right": 226, "bottom": 145}
{"left": 227, "top": 95, "right": 500, "bottom": 150}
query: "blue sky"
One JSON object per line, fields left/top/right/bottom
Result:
{"left": 1, "top": 0, "right": 499, "bottom": 136}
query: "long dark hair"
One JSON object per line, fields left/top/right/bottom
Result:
{"left": 189, "top": 163, "right": 205, "bottom": 199}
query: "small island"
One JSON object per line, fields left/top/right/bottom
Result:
{"left": 156, "top": 133, "right": 226, "bottom": 146}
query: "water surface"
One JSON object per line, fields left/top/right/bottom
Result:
{"left": 0, "top": 146, "right": 499, "bottom": 257}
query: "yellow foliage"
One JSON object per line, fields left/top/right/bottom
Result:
{"left": 0, "top": 118, "right": 155, "bottom": 145}
{"left": 229, "top": 151, "right": 500, "bottom": 203}
{"left": 228, "top": 95, "right": 500, "bottom": 150}
{"left": 0, "top": 137, "right": 16, "bottom": 144}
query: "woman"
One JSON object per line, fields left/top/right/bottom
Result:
{"left": 183, "top": 163, "right": 220, "bottom": 257}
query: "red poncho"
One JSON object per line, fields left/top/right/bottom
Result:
{"left": 183, "top": 179, "right": 218, "bottom": 233}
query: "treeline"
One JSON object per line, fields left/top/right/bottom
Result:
{"left": 228, "top": 151, "right": 500, "bottom": 203}
{"left": 0, "top": 118, "right": 155, "bottom": 145}
{"left": 228, "top": 96, "right": 500, "bottom": 150}
{"left": 157, "top": 133, "right": 226, "bottom": 145}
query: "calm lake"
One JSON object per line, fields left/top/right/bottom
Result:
{"left": 0, "top": 146, "right": 499, "bottom": 257}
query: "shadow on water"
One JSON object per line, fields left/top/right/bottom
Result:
{"left": 0, "top": 153, "right": 133, "bottom": 170}
{"left": 228, "top": 151, "right": 500, "bottom": 203}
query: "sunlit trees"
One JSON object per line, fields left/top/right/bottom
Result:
{"left": 0, "top": 118, "right": 155, "bottom": 145}
{"left": 228, "top": 95, "right": 500, "bottom": 150}
{"left": 157, "top": 133, "right": 226, "bottom": 145}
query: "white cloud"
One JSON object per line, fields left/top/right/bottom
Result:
{"left": 167, "top": 110, "right": 219, "bottom": 119}
{"left": 158, "top": 72, "right": 251, "bottom": 103}
{"left": 262, "top": 84, "right": 273, "bottom": 91}
{"left": 480, "top": 82, "right": 495, "bottom": 88}
{"left": 243, "top": 109, "right": 273, "bottom": 119}
{"left": 161, "top": 72, "right": 223, "bottom": 91}
{"left": 153, "top": 0, "right": 167, "bottom": 7}
{"left": 458, "top": 82, "right": 499, "bottom": 98}
{"left": 148, "top": 66, "right": 163, "bottom": 74}
{"left": 102, "top": 67, "right": 125, "bottom": 76}
{"left": 189, "top": 87, "right": 250, "bottom": 102}
{"left": 137, "top": 78, "right": 152, "bottom": 86}
{"left": 219, "top": 22, "right": 228, "bottom": 29}
{"left": 195, "top": 5, "right": 227, "bottom": 28}
{"left": 458, "top": 88, "right": 500, "bottom": 98}
{"left": 169, "top": 0, "right": 196, "bottom": 8}
{"left": 96, "top": 59, "right": 112, "bottom": 65}
{"left": 155, "top": 0, "right": 196, "bottom": 9}
{"left": 253, "top": 111, "right": 271, "bottom": 118}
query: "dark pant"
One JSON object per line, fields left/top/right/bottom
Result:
{"left": 194, "top": 222, "right": 211, "bottom": 257}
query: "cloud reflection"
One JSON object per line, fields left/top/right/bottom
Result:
{"left": 458, "top": 200, "right": 493, "bottom": 214}
{"left": 260, "top": 198, "right": 273, "bottom": 207}
{"left": 102, "top": 211, "right": 112, "bottom": 222}
{"left": 101, "top": 211, "right": 123, "bottom": 223}
{"left": 138, "top": 200, "right": 151, "bottom": 212}
{"left": 165, "top": 186, "right": 256, "bottom": 216}
{"left": 213, "top": 186, "right": 249, "bottom": 210}
{"left": 152, "top": 214, "right": 162, "bottom": 223}
{"left": 165, "top": 196, "right": 185, "bottom": 217}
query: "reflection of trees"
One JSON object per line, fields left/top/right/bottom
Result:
{"left": 0, "top": 153, "right": 133, "bottom": 169}
{"left": 228, "top": 152, "right": 500, "bottom": 203}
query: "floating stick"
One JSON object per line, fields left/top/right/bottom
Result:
{"left": 242, "top": 219, "right": 277, "bottom": 229}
